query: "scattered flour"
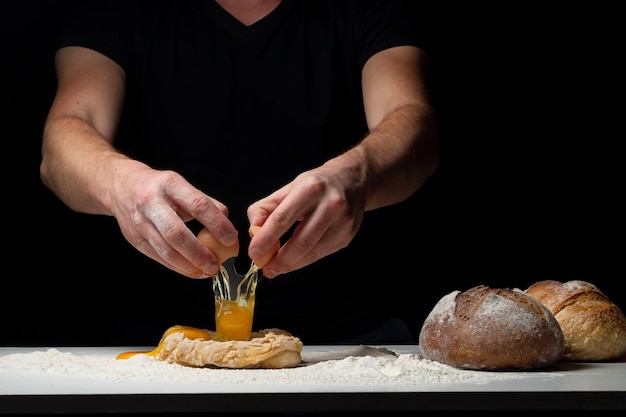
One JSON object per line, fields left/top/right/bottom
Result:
{"left": 0, "top": 346, "right": 532, "bottom": 387}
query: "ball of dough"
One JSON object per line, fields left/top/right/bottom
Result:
{"left": 525, "top": 280, "right": 626, "bottom": 361}
{"left": 418, "top": 285, "right": 565, "bottom": 370}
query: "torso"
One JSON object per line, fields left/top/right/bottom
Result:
{"left": 55, "top": 0, "right": 423, "bottom": 344}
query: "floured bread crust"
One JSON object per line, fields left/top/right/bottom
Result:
{"left": 157, "top": 328, "right": 303, "bottom": 369}
{"left": 418, "top": 285, "right": 565, "bottom": 370}
{"left": 526, "top": 280, "right": 626, "bottom": 361}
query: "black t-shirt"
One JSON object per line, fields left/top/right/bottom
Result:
{"left": 55, "top": 0, "right": 426, "bottom": 344}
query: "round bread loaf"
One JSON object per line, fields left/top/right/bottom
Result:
{"left": 525, "top": 280, "right": 626, "bottom": 361}
{"left": 418, "top": 285, "right": 565, "bottom": 370}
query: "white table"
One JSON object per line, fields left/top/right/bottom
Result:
{"left": 1, "top": 345, "right": 624, "bottom": 413}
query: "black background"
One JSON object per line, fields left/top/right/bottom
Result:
{"left": 1, "top": 2, "right": 623, "bottom": 346}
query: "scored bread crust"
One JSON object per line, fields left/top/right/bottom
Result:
{"left": 157, "top": 328, "right": 303, "bottom": 369}
{"left": 525, "top": 280, "right": 626, "bottom": 361}
{"left": 418, "top": 285, "right": 565, "bottom": 370}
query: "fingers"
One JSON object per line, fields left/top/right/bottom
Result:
{"left": 121, "top": 166, "right": 364, "bottom": 280}
{"left": 164, "top": 174, "right": 238, "bottom": 247}
{"left": 124, "top": 221, "right": 211, "bottom": 278}
{"left": 260, "top": 203, "right": 359, "bottom": 278}
{"left": 121, "top": 170, "right": 237, "bottom": 279}
{"left": 248, "top": 225, "right": 280, "bottom": 269}
{"left": 127, "top": 209, "right": 223, "bottom": 279}
{"left": 247, "top": 182, "right": 306, "bottom": 275}
{"left": 275, "top": 221, "right": 354, "bottom": 274}
{"left": 248, "top": 172, "right": 364, "bottom": 278}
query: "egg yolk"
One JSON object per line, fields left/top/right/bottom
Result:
{"left": 215, "top": 298, "right": 255, "bottom": 341}
{"left": 117, "top": 227, "right": 269, "bottom": 359}
{"left": 116, "top": 325, "right": 211, "bottom": 360}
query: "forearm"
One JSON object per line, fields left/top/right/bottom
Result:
{"left": 333, "top": 102, "right": 439, "bottom": 211}
{"left": 40, "top": 114, "right": 138, "bottom": 216}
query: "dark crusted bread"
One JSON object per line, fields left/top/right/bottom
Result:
{"left": 418, "top": 285, "right": 564, "bottom": 370}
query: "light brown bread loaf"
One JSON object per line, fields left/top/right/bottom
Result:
{"left": 418, "top": 285, "right": 564, "bottom": 370}
{"left": 525, "top": 280, "right": 626, "bottom": 361}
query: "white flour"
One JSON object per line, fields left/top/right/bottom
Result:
{"left": 0, "top": 345, "right": 532, "bottom": 387}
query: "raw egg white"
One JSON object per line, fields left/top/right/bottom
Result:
{"left": 117, "top": 225, "right": 280, "bottom": 356}
{"left": 199, "top": 226, "right": 256, "bottom": 341}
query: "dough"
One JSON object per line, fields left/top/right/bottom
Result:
{"left": 525, "top": 280, "right": 626, "bottom": 361}
{"left": 157, "top": 328, "right": 303, "bottom": 369}
{"left": 418, "top": 285, "right": 564, "bottom": 370}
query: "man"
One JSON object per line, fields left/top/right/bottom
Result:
{"left": 40, "top": 0, "right": 439, "bottom": 345}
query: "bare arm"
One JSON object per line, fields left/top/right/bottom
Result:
{"left": 247, "top": 46, "right": 439, "bottom": 276}
{"left": 356, "top": 45, "right": 439, "bottom": 210}
{"left": 40, "top": 46, "right": 238, "bottom": 278}
{"left": 41, "top": 46, "right": 128, "bottom": 214}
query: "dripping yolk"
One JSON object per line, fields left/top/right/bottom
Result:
{"left": 116, "top": 325, "right": 211, "bottom": 360}
{"left": 197, "top": 227, "right": 240, "bottom": 265}
{"left": 215, "top": 299, "right": 254, "bottom": 341}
